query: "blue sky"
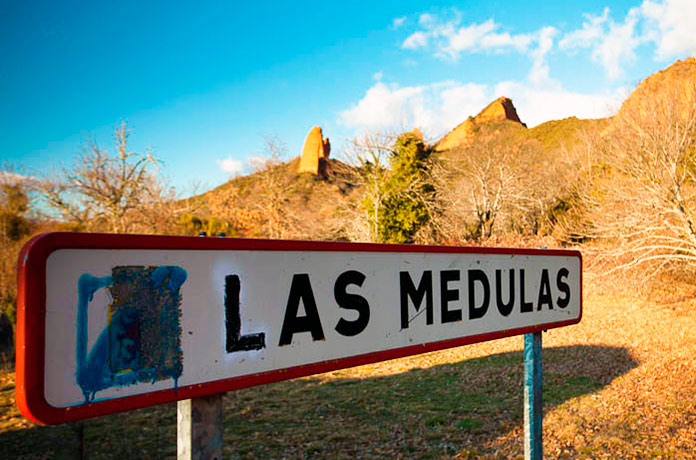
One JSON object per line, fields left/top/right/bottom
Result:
{"left": 1, "top": 0, "right": 695, "bottom": 194}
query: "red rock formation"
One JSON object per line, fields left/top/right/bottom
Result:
{"left": 434, "top": 97, "right": 525, "bottom": 152}
{"left": 298, "top": 126, "right": 331, "bottom": 177}
{"left": 477, "top": 96, "right": 524, "bottom": 124}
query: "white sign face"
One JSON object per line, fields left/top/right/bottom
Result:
{"left": 17, "top": 234, "right": 581, "bottom": 423}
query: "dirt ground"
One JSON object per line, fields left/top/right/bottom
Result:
{"left": 1, "top": 276, "right": 695, "bottom": 459}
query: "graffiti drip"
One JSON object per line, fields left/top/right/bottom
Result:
{"left": 75, "top": 266, "right": 187, "bottom": 402}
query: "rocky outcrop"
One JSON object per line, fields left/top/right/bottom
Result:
{"left": 434, "top": 118, "right": 477, "bottom": 152}
{"left": 298, "top": 126, "right": 331, "bottom": 177}
{"left": 434, "top": 97, "right": 525, "bottom": 152}
{"left": 617, "top": 57, "right": 696, "bottom": 119}
{"left": 477, "top": 96, "right": 524, "bottom": 124}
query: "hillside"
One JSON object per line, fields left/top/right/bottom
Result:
{"left": 186, "top": 157, "right": 357, "bottom": 240}
{"left": 189, "top": 57, "right": 695, "bottom": 242}
{"left": 618, "top": 57, "right": 696, "bottom": 117}
{"left": 433, "top": 95, "right": 608, "bottom": 157}
{"left": 527, "top": 117, "right": 608, "bottom": 150}
{"left": 434, "top": 96, "right": 526, "bottom": 152}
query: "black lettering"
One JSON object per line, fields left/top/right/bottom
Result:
{"left": 537, "top": 269, "right": 553, "bottom": 310}
{"left": 334, "top": 270, "right": 370, "bottom": 337}
{"left": 440, "top": 270, "right": 462, "bottom": 323}
{"left": 224, "top": 275, "right": 266, "bottom": 352}
{"left": 556, "top": 268, "right": 571, "bottom": 308}
{"left": 278, "top": 274, "right": 325, "bottom": 346}
{"left": 468, "top": 269, "right": 490, "bottom": 320}
{"left": 400, "top": 271, "right": 433, "bottom": 329}
{"left": 520, "top": 270, "right": 534, "bottom": 313}
{"left": 495, "top": 269, "right": 515, "bottom": 316}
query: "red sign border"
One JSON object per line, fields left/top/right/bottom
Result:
{"left": 16, "top": 232, "right": 582, "bottom": 425}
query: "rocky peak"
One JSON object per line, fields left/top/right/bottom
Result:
{"left": 477, "top": 97, "right": 524, "bottom": 125}
{"left": 298, "top": 126, "right": 331, "bottom": 177}
{"left": 434, "top": 96, "right": 525, "bottom": 152}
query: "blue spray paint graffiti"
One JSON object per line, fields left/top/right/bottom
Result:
{"left": 76, "top": 266, "right": 187, "bottom": 402}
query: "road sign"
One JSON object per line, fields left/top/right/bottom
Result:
{"left": 16, "top": 232, "right": 581, "bottom": 424}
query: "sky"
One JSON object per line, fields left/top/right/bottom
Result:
{"left": 1, "top": 0, "right": 695, "bottom": 195}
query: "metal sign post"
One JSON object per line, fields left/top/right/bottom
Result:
{"left": 177, "top": 232, "right": 224, "bottom": 460}
{"left": 524, "top": 331, "right": 543, "bottom": 460}
{"left": 177, "top": 394, "right": 223, "bottom": 460}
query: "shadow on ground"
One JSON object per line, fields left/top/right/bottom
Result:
{"left": 1, "top": 344, "right": 637, "bottom": 459}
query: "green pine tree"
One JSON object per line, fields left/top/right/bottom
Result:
{"left": 367, "top": 131, "right": 434, "bottom": 244}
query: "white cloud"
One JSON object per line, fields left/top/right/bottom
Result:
{"left": 559, "top": 8, "right": 610, "bottom": 51}
{"left": 558, "top": 2, "right": 696, "bottom": 79}
{"left": 216, "top": 157, "right": 244, "bottom": 176}
{"left": 641, "top": 0, "right": 696, "bottom": 59}
{"left": 436, "top": 83, "right": 491, "bottom": 132}
{"left": 529, "top": 26, "right": 558, "bottom": 85}
{"left": 401, "top": 3, "right": 695, "bottom": 83}
{"left": 440, "top": 20, "right": 498, "bottom": 57}
{"left": 340, "top": 78, "right": 624, "bottom": 139}
{"left": 419, "top": 13, "right": 436, "bottom": 27}
{"left": 558, "top": 7, "right": 644, "bottom": 79}
{"left": 480, "top": 31, "right": 533, "bottom": 52}
{"left": 402, "top": 31, "right": 429, "bottom": 49}
{"left": 595, "top": 8, "right": 643, "bottom": 79}
{"left": 400, "top": 13, "right": 543, "bottom": 60}
{"left": 339, "top": 82, "right": 426, "bottom": 131}
{"left": 391, "top": 16, "right": 407, "bottom": 30}
{"left": 398, "top": 12, "right": 558, "bottom": 84}
{"left": 493, "top": 81, "right": 624, "bottom": 127}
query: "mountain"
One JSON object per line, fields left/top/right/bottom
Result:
{"left": 528, "top": 117, "right": 608, "bottom": 151}
{"left": 617, "top": 56, "right": 696, "bottom": 119}
{"left": 433, "top": 95, "right": 608, "bottom": 155}
{"left": 434, "top": 96, "right": 525, "bottom": 152}
{"left": 186, "top": 155, "right": 356, "bottom": 239}
{"left": 189, "top": 58, "right": 695, "bottom": 239}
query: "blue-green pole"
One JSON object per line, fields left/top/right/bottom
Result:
{"left": 524, "top": 331, "right": 543, "bottom": 460}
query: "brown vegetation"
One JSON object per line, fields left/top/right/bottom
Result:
{"left": 38, "top": 123, "right": 182, "bottom": 235}
{"left": 2, "top": 272, "right": 695, "bottom": 458}
{"left": 596, "top": 82, "right": 696, "bottom": 273}
{"left": 435, "top": 122, "right": 553, "bottom": 240}
{"left": 1, "top": 57, "right": 696, "bottom": 457}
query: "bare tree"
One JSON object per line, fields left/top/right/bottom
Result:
{"left": 206, "top": 186, "right": 261, "bottom": 236}
{"left": 335, "top": 131, "right": 397, "bottom": 242}
{"left": 593, "top": 82, "right": 696, "bottom": 273}
{"left": 134, "top": 174, "right": 190, "bottom": 234}
{"left": 39, "top": 123, "right": 170, "bottom": 233}
{"left": 435, "top": 124, "right": 549, "bottom": 241}
{"left": 250, "top": 136, "right": 299, "bottom": 239}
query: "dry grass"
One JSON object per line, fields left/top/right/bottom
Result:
{"left": 1, "top": 275, "right": 695, "bottom": 459}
